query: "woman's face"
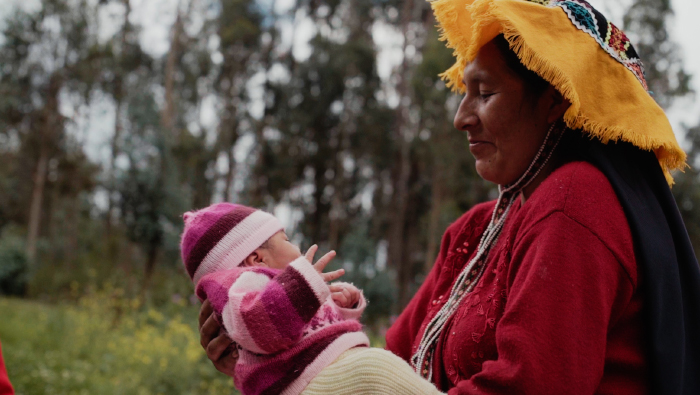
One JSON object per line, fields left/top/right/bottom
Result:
{"left": 454, "top": 40, "right": 562, "bottom": 185}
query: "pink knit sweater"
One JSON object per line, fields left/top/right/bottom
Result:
{"left": 196, "top": 256, "right": 370, "bottom": 395}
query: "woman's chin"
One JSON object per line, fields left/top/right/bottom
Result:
{"left": 475, "top": 161, "right": 497, "bottom": 183}
{"left": 475, "top": 168, "right": 497, "bottom": 184}
{"left": 475, "top": 163, "right": 514, "bottom": 186}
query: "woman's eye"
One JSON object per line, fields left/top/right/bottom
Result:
{"left": 479, "top": 92, "right": 494, "bottom": 99}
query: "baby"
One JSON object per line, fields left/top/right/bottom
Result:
{"left": 181, "top": 203, "right": 442, "bottom": 395}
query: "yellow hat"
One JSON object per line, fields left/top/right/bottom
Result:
{"left": 431, "top": 0, "right": 686, "bottom": 183}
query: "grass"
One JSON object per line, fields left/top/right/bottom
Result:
{"left": 0, "top": 289, "right": 390, "bottom": 395}
{"left": 0, "top": 292, "right": 238, "bottom": 395}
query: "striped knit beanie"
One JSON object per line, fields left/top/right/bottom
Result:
{"left": 180, "top": 203, "right": 284, "bottom": 284}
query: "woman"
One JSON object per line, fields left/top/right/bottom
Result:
{"left": 199, "top": 0, "right": 700, "bottom": 393}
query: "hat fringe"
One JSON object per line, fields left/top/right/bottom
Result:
{"left": 504, "top": 28, "right": 685, "bottom": 184}
{"left": 431, "top": 0, "right": 686, "bottom": 184}
{"left": 431, "top": 0, "right": 471, "bottom": 92}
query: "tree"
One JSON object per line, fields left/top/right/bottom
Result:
{"left": 97, "top": 0, "right": 153, "bottom": 234}
{"left": 117, "top": 82, "right": 182, "bottom": 294}
{"left": 624, "top": 0, "right": 692, "bottom": 109}
{"left": 213, "top": 0, "right": 263, "bottom": 202}
{"left": 256, "top": 0, "right": 390, "bottom": 249}
{"left": 0, "top": 0, "right": 103, "bottom": 263}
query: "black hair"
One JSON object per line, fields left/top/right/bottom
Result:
{"left": 492, "top": 34, "right": 550, "bottom": 97}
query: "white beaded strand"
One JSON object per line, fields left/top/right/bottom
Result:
{"left": 411, "top": 122, "right": 565, "bottom": 381}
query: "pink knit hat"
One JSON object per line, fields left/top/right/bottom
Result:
{"left": 180, "top": 203, "right": 283, "bottom": 284}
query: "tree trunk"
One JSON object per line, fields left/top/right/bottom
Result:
{"left": 27, "top": 72, "right": 63, "bottom": 262}
{"left": 311, "top": 152, "right": 329, "bottom": 244}
{"left": 248, "top": 22, "right": 278, "bottom": 207}
{"left": 26, "top": 145, "right": 49, "bottom": 262}
{"left": 219, "top": 93, "right": 239, "bottom": 202}
{"left": 388, "top": 0, "right": 417, "bottom": 310}
{"left": 140, "top": 244, "right": 159, "bottom": 298}
{"left": 106, "top": 94, "right": 123, "bottom": 268}
{"left": 64, "top": 199, "right": 79, "bottom": 269}
{"left": 107, "top": 89, "right": 123, "bottom": 232}
{"left": 106, "top": 0, "right": 131, "bottom": 234}
{"left": 390, "top": 139, "right": 412, "bottom": 306}
{"left": 224, "top": 147, "right": 235, "bottom": 202}
{"left": 162, "top": 7, "right": 186, "bottom": 140}
{"left": 424, "top": 164, "right": 444, "bottom": 273}
{"left": 328, "top": 194, "right": 341, "bottom": 251}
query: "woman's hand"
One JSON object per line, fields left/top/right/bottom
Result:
{"left": 305, "top": 244, "right": 345, "bottom": 282}
{"left": 198, "top": 299, "right": 238, "bottom": 376}
{"left": 329, "top": 282, "right": 361, "bottom": 308}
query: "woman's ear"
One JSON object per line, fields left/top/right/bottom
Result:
{"left": 545, "top": 87, "right": 571, "bottom": 124}
{"left": 242, "top": 250, "right": 266, "bottom": 267}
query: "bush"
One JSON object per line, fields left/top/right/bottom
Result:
{"left": 0, "top": 235, "right": 28, "bottom": 297}
{"left": 0, "top": 292, "right": 237, "bottom": 395}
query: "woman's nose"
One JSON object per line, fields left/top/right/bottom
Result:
{"left": 453, "top": 96, "right": 478, "bottom": 131}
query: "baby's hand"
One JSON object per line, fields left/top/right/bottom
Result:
{"left": 305, "top": 245, "right": 345, "bottom": 282}
{"left": 329, "top": 283, "right": 361, "bottom": 309}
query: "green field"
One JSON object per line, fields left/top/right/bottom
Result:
{"left": 0, "top": 294, "right": 388, "bottom": 395}
{"left": 0, "top": 295, "right": 238, "bottom": 395}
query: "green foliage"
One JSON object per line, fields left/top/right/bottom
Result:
{"left": 624, "top": 0, "right": 693, "bottom": 108}
{"left": 0, "top": 232, "right": 28, "bottom": 296}
{"left": 0, "top": 290, "right": 390, "bottom": 393}
{"left": 334, "top": 219, "right": 396, "bottom": 324}
{"left": 219, "top": 0, "right": 262, "bottom": 47}
{"left": 672, "top": 122, "right": 700, "bottom": 253}
{"left": 0, "top": 294, "right": 238, "bottom": 394}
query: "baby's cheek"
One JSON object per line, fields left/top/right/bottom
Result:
{"left": 286, "top": 250, "right": 302, "bottom": 266}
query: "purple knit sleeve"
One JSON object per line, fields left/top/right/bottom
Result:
{"left": 196, "top": 257, "right": 331, "bottom": 355}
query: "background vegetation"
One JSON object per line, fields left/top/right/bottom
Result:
{"left": 0, "top": 0, "right": 697, "bottom": 393}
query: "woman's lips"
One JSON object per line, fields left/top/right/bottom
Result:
{"left": 468, "top": 140, "right": 493, "bottom": 155}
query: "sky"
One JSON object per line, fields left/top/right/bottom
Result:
{"left": 1, "top": 0, "right": 699, "bottom": 154}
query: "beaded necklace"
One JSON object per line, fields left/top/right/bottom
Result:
{"left": 411, "top": 121, "right": 566, "bottom": 381}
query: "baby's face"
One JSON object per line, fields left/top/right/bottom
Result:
{"left": 259, "top": 231, "right": 302, "bottom": 270}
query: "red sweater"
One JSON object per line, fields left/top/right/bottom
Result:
{"left": 386, "top": 161, "right": 648, "bottom": 394}
{"left": 0, "top": 340, "right": 13, "bottom": 395}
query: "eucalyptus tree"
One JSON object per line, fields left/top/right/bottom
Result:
{"left": 254, "top": 0, "right": 391, "bottom": 249}
{"left": 0, "top": 0, "right": 103, "bottom": 263}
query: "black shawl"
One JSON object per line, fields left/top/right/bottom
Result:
{"left": 576, "top": 135, "right": 700, "bottom": 394}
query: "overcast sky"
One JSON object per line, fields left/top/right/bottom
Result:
{"left": 1, "top": 0, "right": 699, "bottom": 156}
